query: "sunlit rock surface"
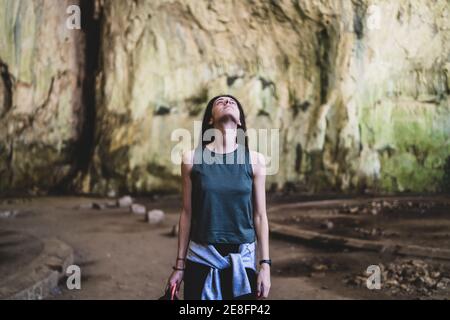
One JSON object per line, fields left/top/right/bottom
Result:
{"left": 0, "top": 0, "right": 85, "bottom": 194}
{"left": 1, "top": 0, "right": 449, "bottom": 195}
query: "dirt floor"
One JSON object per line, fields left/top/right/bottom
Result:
{"left": 273, "top": 198, "right": 450, "bottom": 248}
{"left": 1, "top": 194, "right": 449, "bottom": 300}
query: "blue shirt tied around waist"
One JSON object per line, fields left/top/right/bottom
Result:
{"left": 186, "top": 240, "right": 257, "bottom": 300}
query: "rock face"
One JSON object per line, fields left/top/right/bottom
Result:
{"left": 1, "top": 0, "right": 449, "bottom": 195}
{"left": 0, "top": 0, "right": 85, "bottom": 194}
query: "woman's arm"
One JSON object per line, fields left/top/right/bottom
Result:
{"left": 175, "top": 150, "right": 193, "bottom": 266}
{"left": 251, "top": 151, "right": 271, "bottom": 299}
{"left": 167, "top": 149, "right": 193, "bottom": 293}
{"left": 177, "top": 151, "right": 192, "bottom": 268}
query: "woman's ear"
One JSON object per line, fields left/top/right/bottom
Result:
{"left": 208, "top": 117, "right": 213, "bottom": 125}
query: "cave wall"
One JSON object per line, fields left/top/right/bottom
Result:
{"left": 1, "top": 0, "right": 449, "bottom": 195}
{"left": 0, "top": 0, "right": 85, "bottom": 194}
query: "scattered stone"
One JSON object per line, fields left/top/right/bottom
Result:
{"left": 437, "top": 278, "right": 450, "bottom": 289}
{"left": 309, "top": 272, "right": 326, "bottom": 278}
{"left": 382, "top": 200, "right": 392, "bottom": 209}
{"left": 117, "top": 196, "right": 133, "bottom": 208}
{"left": 344, "top": 259, "right": 450, "bottom": 296}
{"left": 130, "top": 203, "right": 146, "bottom": 215}
{"left": 105, "top": 201, "right": 117, "bottom": 208}
{"left": 354, "top": 227, "right": 384, "bottom": 238}
{"left": 92, "top": 202, "right": 106, "bottom": 210}
{"left": 147, "top": 209, "right": 165, "bottom": 224}
{"left": 349, "top": 206, "right": 359, "bottom": 214}
{"left": 170, "top": 224, "right": 179, "bottom": 237}
{"left": 321, "top": 220, "right": 334, "bottom": 230}
{"left": 78, "top": 203, "right": 93, "bottom": 210}
{"left": 339, "top": 204, "right": 362, "bottom": 214}
{"left": 0, "top": 210, "right": 19, "bottom": 218}
{"left": 312, "top": 263, "right": 328, "bottom": 271}
{"left": 337, "top": 200, "right": 450, "bottom": 217}
{"left": 107, "top": 190, "right": 117, "bottom": 198}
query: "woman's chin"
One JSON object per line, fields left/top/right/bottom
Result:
{"left": 222, "top": 111, "right": 240, "bottom": 122}
{"left": 220, "top": 114, "right": 237, "bottom": 124}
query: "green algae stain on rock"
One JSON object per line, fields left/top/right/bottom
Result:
{"left": 359, "top": 97, "right": 450, "bottom": 192}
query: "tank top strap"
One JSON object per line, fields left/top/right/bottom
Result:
{"left": 193, "top": 144, "right": 204, "bottom": 165}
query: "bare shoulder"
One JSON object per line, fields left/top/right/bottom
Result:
{"left": 181, "top": 148, "right": 196, "bottom": 172}
{"left": 249, "top": 149, "right": 266, "bottom": 176}
{"left": 249, "top": 149, "right": 266, "bottom": 165}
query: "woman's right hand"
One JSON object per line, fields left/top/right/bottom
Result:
{"left": 166, "top": 269, "right": 184, "bottom": 296}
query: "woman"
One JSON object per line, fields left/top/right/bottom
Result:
{"left": 166, "top": 94, "right": 271, "bottom": 300}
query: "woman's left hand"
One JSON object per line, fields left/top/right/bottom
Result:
{"left": 256, "top": 264, "right": 271, "bottom": 299}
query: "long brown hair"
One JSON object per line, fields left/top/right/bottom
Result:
{"left": 197, "top": 94, "right": 249, "bottom": 151}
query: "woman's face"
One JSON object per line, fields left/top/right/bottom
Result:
{"left": 210, "top": 96, "right": 241, "bottom": 126}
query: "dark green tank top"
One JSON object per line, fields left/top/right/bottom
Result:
{"left": 190, "top": 143, "right": 256, "bottom": 244}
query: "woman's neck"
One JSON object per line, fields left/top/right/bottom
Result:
{"left": 210, "top": 120, "right": 238, "bottom": 154}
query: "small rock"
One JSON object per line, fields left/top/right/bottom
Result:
{"left": 130, "top": 203, "right": 146, "bottom": 215}
{"left": 78, "top": 203, "right": 93, "bottom": 210}
{"left": 0, "top": 211, "right": 10, "bottom": 218}
{"left": 437, "top": 278, "right": 450, "bottom": 289}
{"left": 147, "top": 209, "right": 165, "bottom": 224}
{"left": 321, "top": 220, "right": 334, "bottom": 230}
{"left": 117, "top": 196, "right": 133, "bottom": 208}
{"left": 309, "top": 272, "right": 326, "bottom": 278}
{"left": 0, "top": 210, "right": 19, "bottom": 218}
{"left": 107, "top": 190, "right": 117, "bottom": 198}
{"left": 345, "top": 258, "right": 450, "bottom": 296}
{"left": 436, "top": 281, "right": 447, "bottom": 290}
{"left": 105, "top": 201, "right": 117, "bottom": 208}
{"left": 349, "top": 206, "right": 359, "bottom": 214}
{"left": 170, "top": 224, "right": 179, "bottom": 237}
{"left": 312, "top": 263, "right": 328, "bottom": 271}
{"left": 92, "top": 202, "right": 106, "bottom": 210}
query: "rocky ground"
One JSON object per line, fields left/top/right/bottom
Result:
{"left": 1, "top": 194, "right": 449, "bottom": 300}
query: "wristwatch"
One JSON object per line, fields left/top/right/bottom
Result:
{"left": 259, "top": 259, "right": 272, "bottom": 266}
